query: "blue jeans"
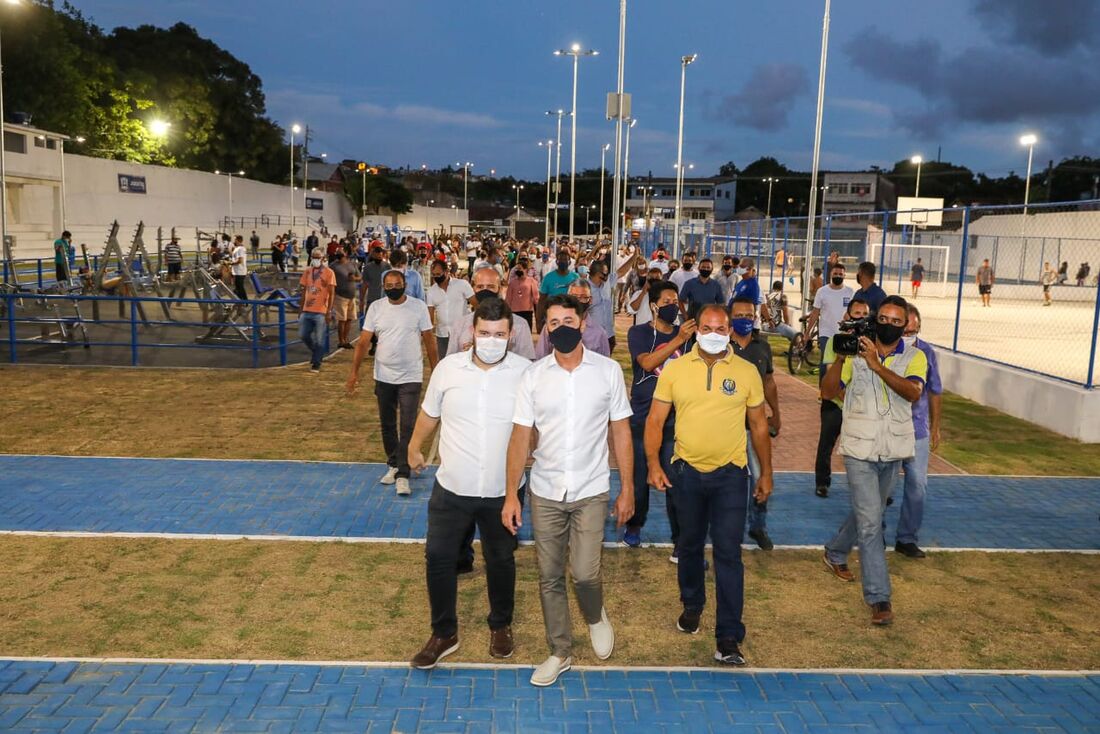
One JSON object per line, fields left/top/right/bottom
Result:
{"left": 627, "top": 418, "right": 679, "bottom": 543}
{"left": 745, "top": 431, "right": 766, "bottom": 532}
{"left": 825, "top": 457, "right": 900, "bottom": 605}
{"left": 298, "top": 312, "right": 327, "bottom": 367}
{"left": 897, "top": 437, "right": 929, "bottom": 545}
{"left": 673, "top": 460, "right": 749, "bottom": 642}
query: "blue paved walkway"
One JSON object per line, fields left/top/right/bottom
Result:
{"left": 0, "top": 660, "right": 1096, "bottom": 733}
{"left": 1, "top": 455, "right": 1098, "bottom": 549}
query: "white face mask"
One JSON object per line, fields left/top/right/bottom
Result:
{"left": 697, "top": 332, "right": 730, "bottom": 355}
{"left": 902, "top": 335, "right": 917, "bottom": 348}
{"left": 474, "top": 336, "right": 508, "bottom": 364}
{"left": 310, "top": 258, "right": 322, "bottom": 268}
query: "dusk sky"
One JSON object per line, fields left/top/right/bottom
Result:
{"left": 73, "top": 0, "right": 1099, "bottom": 181}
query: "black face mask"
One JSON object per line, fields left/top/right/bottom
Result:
{"left": 475, "top": 289, "right": 498, "bottom": 304}
{"left": 556, "top": 261, "right": 569, "bottom": 272}
{"left": 831, "top": 276, "right": 844, "bottom": 286}
{"left": 656, "top": 303, "right": 679, "bottom": 324}
{"left": 647, "top": 277, "right": 662, "bottom": 286}
{"left": 548, "top": 324, "right": 583, "bottom": 353}
{"left": 876, "top": 322, "right": 905, "bottom": 346}
{"left": 385, "top": 287, "right": 405, "bottom": 301}
{"left": 699, "top": 268, "right": 712, "bottom": 278}
{"left": 575, "top": 301, "right": 590, "bottom": 316}
{"left": 722, "top": 264, "right": 732, "bottom": 272}
{"left": 433, "top": 274, "right": 447, "bottom": 285}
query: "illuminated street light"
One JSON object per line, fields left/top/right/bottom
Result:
{"left": 672, "top": 53, "right": 698, "bottom": 255}
{"left": 1020, "top": 133, "right": 1038, "bottom": 212}
{"left": 554, "top": 43, "right": 598, "bottom": 242}
{"left": 910, "top": 155, "right": 923, "bottom": 197}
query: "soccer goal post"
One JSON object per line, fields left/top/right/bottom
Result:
{"left": 870, "top": 241, "right": 952, "bottom": 298}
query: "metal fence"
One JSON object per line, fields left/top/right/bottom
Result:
{"left": 1, "top": 292, "right": 332, "bottom": 369}
{"left": 635, "top": 200, "right": 1100, "bottom": 387}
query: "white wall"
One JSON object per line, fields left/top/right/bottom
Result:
{"left": 396, "top": 204, "right": 469, "bottom": 236}
{"left": 937, "top": 350, "right": 1100, "bottom": 443}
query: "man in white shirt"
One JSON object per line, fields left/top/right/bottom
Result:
{"left": 668, "top": 251, "right": 699, "bottom": 291}
{"left": 447, "top": 269, "right": 535, "bottom": 359}
{"left": 406, "top": 298, "right": 531, "bottom": 669}
{"left": 465, "top": 238, "right": 481, "bottom": 279}
{"left": 503, "top": 293, "right": 635, "bottom": 687}
{"left": 627, "top": 268, "right": 665, "bottom": 326}
{"left": 426, "top": 259, "right": 475, "bottom": 357}
{"left": 229, "top": 235, "right": 248, "bottom": 300}
{"left": 804, "top": 262, "right": 854, "bottom": 354}
{"left": 347, "top": 270, "right": 439, "bottom": 496}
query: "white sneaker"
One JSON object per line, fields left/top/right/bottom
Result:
{"left": 589, "top": 607, "right": 615, "bottom": 660}
{"left": 380, "top": 467, "right": 398, "bottom": 485}
{"left": 396, "top": 478, "right": 411, "bottom": 496}
{"left": 530, "top": 655, "right": 571, "bottom": 687}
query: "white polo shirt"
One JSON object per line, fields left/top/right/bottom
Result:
{"left": 422, "top": 350, "right": 531, "bottom": 498}
{"left": 512, "top": 347, "right": 633, "bottom": 502}
{"left": 426, "top": 278, "right": 474, "bottom": 338}
{"left": 362, "top": 297, "right": 433, "bottom": 384}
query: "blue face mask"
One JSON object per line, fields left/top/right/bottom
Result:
{"left": 577, "top": 265, "right": 589, "bottom": 277}
{"left": 731, "top": 317, "right": 755, "bottom": 336}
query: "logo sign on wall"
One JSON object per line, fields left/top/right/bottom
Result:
{"left": 305, "top": 197, "right": 324, "bottom": 211}
{"left": 117, "top": 174, "right": 147, "bottom": 194}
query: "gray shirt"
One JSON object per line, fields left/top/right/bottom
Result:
{"left": 976, "top": 265, "right": 994, "bottom": 286}
{"left": 332, "top": 261, "right": 359, "bottom": 299}
{"left": 362, "top": 259, "right": 388, "bottom": 303}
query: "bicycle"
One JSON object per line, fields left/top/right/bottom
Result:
{"left": 787, "top": 316, "right": 821, "bottom": 375}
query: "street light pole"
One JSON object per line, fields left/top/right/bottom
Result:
{"left": 598, "top": 142, "right": 610, "bottom": 238}
{"left": 801, "top": 0, "right": 831, "bottom": 312}
{"left": 546, "top": 110, "right": 567, "bottom": 241}
{"left": 0, "top": 3, "right": 16, "bottom": 259}
{"left": 610, "top": 0, "right": 628, "bottom": 268}
{"left": 621, "top": 119, "right": 636, "bottom": 225}
{"left": 673, "top": 54, "right": 697, "bottom": 256}
{"left": 765, "top": 177, "right": 777, "bottom": 219}
{"left": 455, "top": 162, "right": 472, "bottom": 211}
{"left": 555, "top": 44, "right": 598, "bottom": 244}
{"left": 1020, "top": 134, "right": 1037, "bottom": 212}
{"left": 289, "top": 124, "right": 301, "bottom": 232}
{"left": 910, "top": 155, "right": 923, "bottom": 197}
{"left": 512, "top": 184, "right": 524, "bottom": 238}
{"left": 539, "top": 140, "right": 553, "bottom": 244}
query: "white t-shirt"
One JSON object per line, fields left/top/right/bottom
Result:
{"left": 421, "top": 351, "right": 531, "bottom": 498}
{"left": 651, "top": 259, "right": 669, "bottom": 274}
{"left": 628, "top": 290, "right": 652, "bottom": 326}
{"left": 362, "top": 297, "right": 433, "bottom": 384}
{"left": 466, "top": 240, "right": 480, "bottom": 256}
{"left": 669, "top": 267, "right": 697, "bottom": 291}
{"left": 426, "top": 278, "right": 474, "bottom": 338}
{"left": 813, "top": 285, "right": 854, "bottom": 339}
{"left": 230, "top": 246, "right": 247, "bottom": 276}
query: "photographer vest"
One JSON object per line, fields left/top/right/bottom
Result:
{"left": 837, "top": 345, "right": 917, "bottom": 462}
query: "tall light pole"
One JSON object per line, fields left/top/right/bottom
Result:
{"left": 545, "top": 110, "right": 568, "bottom": 240}
{"left": 0, "top": 0, "right": 15, "bottom": 261}
{"left": 764, "top": 177, "right": 777, "bottom": 219}
{"left": 554, "top": 43, "right": 598, "bottom": 244}
{"left": 621, "top": 118, "right": 637, "bottom": 224}
{"left": 910, "top": 155, "right": 924, "bottom": 197}
{"left": 512, "top": 184, "right": 524, "bottom": 238}
{"left": 802, "top": 0, "right": 831, "bottom": 312}
{"left": 455, "top": 161, "right": 473, "bottom": 210}
{"left": 673, "top": 54, "right": 697, "bottom": 255}
{"left": 289, "top": 123, "right": 301, "bottom": 231}
{"left": 539, "top": 140, "right": 554, "bottom": 244}
{"left": 598, "top": 142, "right": 610, "bottom": 238}
{"left": 1020, "top": 134, "right": 1037, "bottom": 212}
{"left": 214, "top": 170, "right": 245, "bottom": 231}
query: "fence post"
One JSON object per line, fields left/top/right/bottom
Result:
{"left": 878, "top": 211, "right": 889, "bottom": 286}
{"left": 951, "top": 207, "right": 971, "bottom": 353}
{"left": 278, "top": 301, "right": 288, "bottom": 366}
{"left": 129, "top": 298, "right": 139, "bottom": 366}
{"left": 251, "top": 302, "right": 260, "bottom": 369}
{"left": 1086, "top": 282, "right": 1100, "bottom": 388}
{"left": 37, "top": 259, "right": 43, "bottom": 289}
{"left": 5, "top": 293, "right": 15, "bottom": 363}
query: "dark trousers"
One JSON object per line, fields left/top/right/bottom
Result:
{"left": 426, "top": 482, "right": 516, "bottom": 638}
{"left": 467, "top": 257, "right": 476, "bottom": 279}
{"left": 627, "top": 419, "right": 679, "bottom": 543}
{"left": 375, "top": 381, "right": 421, "bottom": 479}
{"left": 815, "top": 399, "right": 844, "bottom": 488}
{"left": 233, "top": 274, "right": 248, "bottom": 300}
{"left": 460, "top": 482, "right": 526, "bottom": 566}
{"left": 673, "top": 460, "right": 749, "bottom": 642}
{"left": 514, "top": 311, "right": 533, "bottom": 329}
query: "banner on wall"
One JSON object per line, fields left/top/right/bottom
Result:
{"left": 305, "top": 197, "right": 324, "bottom": 210}
{"left": 117, "top": 174, "right": 147, "bottom": 194}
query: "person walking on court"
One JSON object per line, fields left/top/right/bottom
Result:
{"left": 910, "top": 258, "right": 924, "bottom": 298}
{"left": 406, "top": 298, "right": 530, "bottom": 669}
{"left": 1041, "top": 261, "right": 1057, "bottom": 306}
{"left": 976, "top": 259, "right": 994, "bottom": 307}
{"left": 347, "top": 270, "right": 439, "bottom": 496}
{"left": 230, "top": 235, "right": 249, "bottom": 300}
{"left": 503, "top": 294, "right": 635, "bottom": 687}
{"left": 644, "top": 303, "right": 773, "bottom": 665}
{"left": 330, "top": 250, "right": 362, "bottom": 349}
{"left": 298, "top": 248, "right": 335, "bottom": 373}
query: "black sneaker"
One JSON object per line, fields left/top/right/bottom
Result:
{"left": 456, "top": 559, "right": 475, "bottom": 575}
{"left": 894, "top": 541, "right": 926, "bottom": 559}
{"left": 815, "top": 486, "right": 829, "bottom": 498}
{"left": 309, "top": 363, "right": 320, "bottom": 373}
{"left": 748, "top": 528, "right": 774, "bottom": 551}
{"left": 714, "top": 638, "right": 745, "bottom": 665}
{"left": 677, "top": 609, "right": 701, "bottom": 635}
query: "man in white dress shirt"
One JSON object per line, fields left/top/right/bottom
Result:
{"left": 503, "top": 293, "right": 635, "bottom": 687}
{"left": 406, "top": 298, "right": 530, "bottom": 669}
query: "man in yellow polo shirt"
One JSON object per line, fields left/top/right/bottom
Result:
{"left": 643, "top": 303, "right": 773, "bottom": 666}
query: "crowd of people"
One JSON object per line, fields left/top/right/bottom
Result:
{"left": 278, "top": 229, "right": 945, "bottom": 684}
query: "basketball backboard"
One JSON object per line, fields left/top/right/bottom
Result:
{"left": 897, "top": 196, "right": 945, "bottom": 227}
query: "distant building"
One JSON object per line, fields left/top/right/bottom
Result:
{"left": 624, "top": 176, "right": 738, "bottom": 223}
{"left": 821, "top": 172, "right": 897, "bottom": 218}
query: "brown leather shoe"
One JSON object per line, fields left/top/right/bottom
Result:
{"left": 410, "top": 635, "right": 459, "bottom": 669}
{"left": 489, "top": 626, "right": 514, "bottom": 659}
{"left": 870, "top": 601, "right": 894, "bottom": 626}
{"left": 822, "top": 552, "right": 855, "bottom": 582}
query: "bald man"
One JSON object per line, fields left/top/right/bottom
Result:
{"left": 447, "top": 268, "right": 536, "bottom": 359}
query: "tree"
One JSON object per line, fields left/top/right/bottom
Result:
{"left": 344, "top": 174, "right": 413, "bottom": 221}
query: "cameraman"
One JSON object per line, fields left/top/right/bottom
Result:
{"left": 820, "top": 295, "right": 927, "bottom": 627}
{"left": 812, "top": 296, "right": 869, "bottom": 499}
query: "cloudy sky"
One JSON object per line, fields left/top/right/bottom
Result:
{"left": 73, "top": 0, "right": 1099, "bottom": 179}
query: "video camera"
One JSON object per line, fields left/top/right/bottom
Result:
{"left": 833, "top": 317, "right": 878, "bottom": 356}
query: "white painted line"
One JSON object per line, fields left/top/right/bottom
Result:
{"left": 1, "top": 655, "right": 1095, "bottom": 678}
{"left": 3, "top": 453, "right": 1097, "bottom": 479}
{"left": 0, "top": 530, "right": 1095, "bottom": 554}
